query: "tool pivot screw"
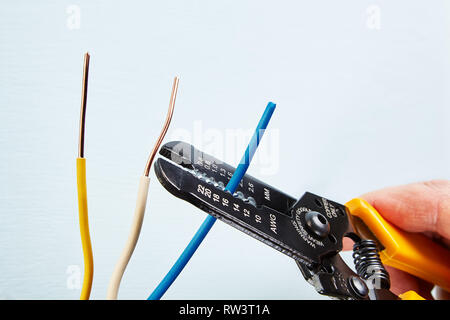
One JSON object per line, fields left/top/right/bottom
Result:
{"left": 304, "top": 211, "right": 330, "bottom": 238}
{"left": 348, "top": 276, "right": 369, "bottom": 298}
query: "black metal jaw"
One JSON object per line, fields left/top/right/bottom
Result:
{"left": 154, "top": 141, "right": 397, "bottom": 300}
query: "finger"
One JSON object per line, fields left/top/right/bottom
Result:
{"left": 361, "top": 180, "right": 450, "bottom": 240}
{"left": 342, "top": 237, "right": 354, "bottom": 251}
{"left": 434, "top": 287, "right": 450, "bottom": 300}
{"left": 384, "top": 265, "right": 434, "bottom": 300}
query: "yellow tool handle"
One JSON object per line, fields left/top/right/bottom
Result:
{"left": 398, "top": 291, "right": 425, "bottom": 300}
{"left": 346, "top": 198, "right": 450, "bottom": 298}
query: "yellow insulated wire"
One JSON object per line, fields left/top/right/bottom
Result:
{"left": 77, "top": 52, "right": 93, "bottom": 300}
{"left": 77, "top": 157, "right": 93, "bottom": 299}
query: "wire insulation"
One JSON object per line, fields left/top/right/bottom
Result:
{"left": 148, "top": 101, "right": 276, "bottom": 300}
{"left": 106, "top": 77, "right": 179, "bottom": 300}
{"left": 77, "top": 158, "right": 94, "bottom": 300}
{"left": 106, "top": 176, "right": 150, "bottom": 299}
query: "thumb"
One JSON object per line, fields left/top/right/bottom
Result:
{"left": 342, "top": 180, "right": 450, "bottom": 250}
{"left": 361, "top": 180, "right": 450, "bottom": 241}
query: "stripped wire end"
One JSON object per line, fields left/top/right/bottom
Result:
{"left": 144, "top": 76, "right": 179, "bottom": 176}
{"left": 78, "top": 52, "right": 90, "bottom": 158}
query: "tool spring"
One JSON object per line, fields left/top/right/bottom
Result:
{"left": 352, "top": 239, "right": 390, "bottom": 289}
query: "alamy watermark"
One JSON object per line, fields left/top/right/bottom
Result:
{"left": 366, "top": 5, "right": 381, "bottom": 30}
{"left": 66, "top": 5, "right": 81, "bottom": 30}
{"left": 169, "top": 121, "right": 280, "bottom": 176}
{"left": 66, "top": 265, "right": 81, "bottom": 290}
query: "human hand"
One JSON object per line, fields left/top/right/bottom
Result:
{"left": 343, "top": 180, "right": 450, "bottom": 299}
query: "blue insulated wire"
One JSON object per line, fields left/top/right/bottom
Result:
{"left": 148, "top": 102, "right": 276, "bottom": 300}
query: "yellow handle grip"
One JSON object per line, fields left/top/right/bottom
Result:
{"left": 346, "top": 198, "right": 450, "bottom": 293}
{"left": 398, "top": 291, "right": 425, "bottom": 300}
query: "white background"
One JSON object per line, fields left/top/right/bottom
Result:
{"left": 0, "top": 1, "right": 449, "bottom": 299}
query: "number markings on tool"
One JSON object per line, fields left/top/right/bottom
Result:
{"left": 194, "top": 182, "right": 284, "bottom": 236}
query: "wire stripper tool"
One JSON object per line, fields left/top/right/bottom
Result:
{"left": 153, "top": 141, "right": 450, "bottom": 300}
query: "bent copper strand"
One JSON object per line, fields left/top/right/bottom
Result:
{"left": 144, "top": 76, "right": 179, "bottom": 176}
